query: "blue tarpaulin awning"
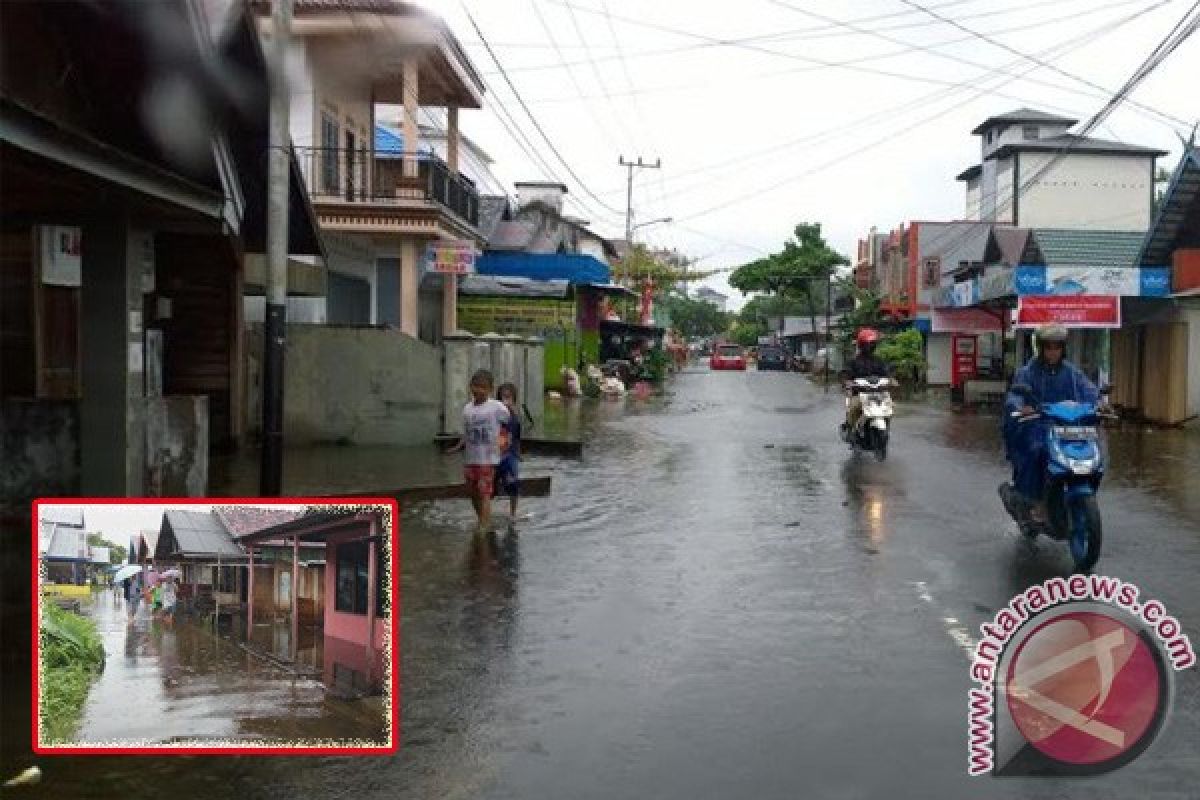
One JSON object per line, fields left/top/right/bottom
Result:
{"left": 475, "top": 252, "right": 611, "bottom": 284}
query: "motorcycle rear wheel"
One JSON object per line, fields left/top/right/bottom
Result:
{"left": 1069, "top": 494, "right": 1103, "bottom": 573}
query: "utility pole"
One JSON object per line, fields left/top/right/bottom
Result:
{"left": 260, "top": 0, "right": 292, "bottom": 496}
{"left": 824, "top": 275, "right": 832, "bottom": 390}
{"left": 618, "top": 156, "right": 661, "bottom": 245}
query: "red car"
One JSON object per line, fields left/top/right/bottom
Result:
{"left": 710, "top": 344, "right": 747, "bottom": 371}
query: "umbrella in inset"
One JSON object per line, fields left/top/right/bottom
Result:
{"left": 114, "top": 564, "right": 143, "bottom": 583}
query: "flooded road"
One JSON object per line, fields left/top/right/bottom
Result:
{"left": 71, "top": 593, "right": 385, "bottom": 745}
{"left": 7, "top": 369, "right": 1200, "bottom": 797}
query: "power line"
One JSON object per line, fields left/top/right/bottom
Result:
{"left": 542, "top": 0, "right": 1187, "bottom": 129}
{"left": 524, "top": 0, "right": 1148, "bottom": 108}
{"left": 487, "top": 0, "right": 1053, "bottom": 76}
{"left": 527, "top": 0, "right": 628, "bottom": 157}
{"left": 647, "top": 2, "right": 1168, "bottom": 207}
{"left": 897, "top": 0, "right": 1192, "bottom": 131}
{"left": 918, "top": 0, "right": 1200, "bottom": 266}
{"left": 671, "top": 0, "right": 1183, "bottom": 224}
{"left": 462, "top": 3, "right": 625, "bottom": 220}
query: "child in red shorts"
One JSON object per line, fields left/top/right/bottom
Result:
{"left": 447, "top": 369, "right": 510, "bottom": 532}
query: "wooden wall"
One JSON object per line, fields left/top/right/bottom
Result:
{"left": 155, "top": 234, "right": 241, "bottom": 449}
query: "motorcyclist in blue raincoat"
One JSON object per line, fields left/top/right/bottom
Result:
{"left": 1002, "top": 324, "right": 1099, "bottom": 525}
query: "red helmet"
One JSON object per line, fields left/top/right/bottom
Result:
{"left": 856, "top": 328, "right": 880, "bottom": 346}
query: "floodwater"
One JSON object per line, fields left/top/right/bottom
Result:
{"left": 4, "top": 368, "right": 1199, "bottom": 798}
{"left": 70, "top": 594, "right": 385, "bottom": 745}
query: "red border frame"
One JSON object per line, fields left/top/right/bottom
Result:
{"left": 31, "top": 497, "right": 400, "bottom": 756}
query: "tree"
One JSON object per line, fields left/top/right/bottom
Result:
{"left": 660, "top": 292, "right": 731, "bottom": 338}
{"left": 613, "top": 243, "right": 724, "bottom": 287}
{"left": 729, "top": 223, "right": 849, "bottom": 346}
{"left": 87, "top": 533, "right": 126, "bottom": 565}
{"left": 877, "top": 329, "right": 926, "bottom": 383}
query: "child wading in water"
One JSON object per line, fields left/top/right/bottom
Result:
{"left": 496, "top": 382, "right": 523, "bottom": 522}
{"left": 448, "top": 369, "right": 510, "bottom": 532}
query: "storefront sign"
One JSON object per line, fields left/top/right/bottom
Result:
{"left": 931, "top": 308, "right": 1003, "bottom": 333}
{"left": 1016, "top": 295, "right": 1121, "bottom": 328}
{"left": 424, "top": 240, "right": 476, "bottom": 275}
{"left": 1014, "top": 266, "right": 1171, "bottom": 297}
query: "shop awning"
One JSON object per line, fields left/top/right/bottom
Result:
{"left": 476, "top": 252, "right": 611, "bottom": 284}
{"left": 458, "top": 274, "right": 570, "bottom": 298}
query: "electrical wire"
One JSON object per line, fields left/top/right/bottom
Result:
{"left": 610, "top": 0, "right": 1153, "bottom": 204}
{"left": 670, "top": 0, "right": 1188, "bottom": 224}
{"left": 462, "top": 2, "right": 626, "bottom": 222}
{"left": 897, "top": 0, "right": 1192, "bottom": 131}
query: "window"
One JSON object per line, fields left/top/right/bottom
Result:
{"left": 213, "top": 565, "right": 236, "bottom": 593}
{"left": 320, "top": 111, "right": 340, "bottom": 193}
{"left": 986, "top": 130, "right": 993, "bottom": 144}
{"left": 376, "top": 545, "right": 388, "bottom": 617}
{"left": 1022, "top": 125, "right": 1040, "bottom": 140}
{"left": 335, "top": 539, "right": 369, "bottom": 614}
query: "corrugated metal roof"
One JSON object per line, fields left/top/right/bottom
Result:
{"left": 40, "top": 506, "right": 84, "bottom": 528}
{"left": 160, "top": 510, "right": 243, "bottom": 558}
{"left": 1024, "top": 229, "right": 1146, "bottom": 268}
{"left": 1140, "top": 146, "right": 1200, "bottom": 266}
{"left": 45, "top": 528, "right": 90, "bottom": 561}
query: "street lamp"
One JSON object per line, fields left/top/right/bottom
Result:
{"left": 630, "top": 216, "right": 673, "bottom": 237}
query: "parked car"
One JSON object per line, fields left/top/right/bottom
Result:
{"left": 710, "top": 344, "right": 747, "bottom": 371}
{"left": 757, "top": 345, "right": 789, "bottom": 371}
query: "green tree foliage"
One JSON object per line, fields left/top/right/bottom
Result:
{"left": 87, "top": 533, "right": 126, "bottom": 565}
{"left": 729, "top": 223, "right": 849, "bottom": 340}
{"left": 876, "top": 329, "right": 926, "bottom": 377}
{"left": 835, "top": 280, "right": 885, "bottom": 345}
{"left": 660, "top": 293, "right": 732, "bottom": 338}
{"left": 730, "top": 321, "right": 765, "bottom": 347}
{"left": 614, "top": 243, "right": 724, "bottom": 286}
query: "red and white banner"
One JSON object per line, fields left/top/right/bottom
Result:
{"left": 1015, "top": 295, "right": 1120, "bottom": 328}
{"left": 931, "top": 308, "right": 1004, "bottom": 333}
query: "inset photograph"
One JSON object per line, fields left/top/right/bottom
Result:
{"left": 34, "top": 499, "right": 397, "bottom": 754}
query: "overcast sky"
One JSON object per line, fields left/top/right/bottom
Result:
{"left": 40, "top": 504, "right": 305, "bottom": 550}
{"left": 415, "top": 0, "right": 1199, "bottom": 309}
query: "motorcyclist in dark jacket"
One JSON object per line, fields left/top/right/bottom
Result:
{"left": 1002, "top": 324, "right": 1099, "bottom": 524}
{"left": 842, "top": 328, "right": 892, "bottom": 437}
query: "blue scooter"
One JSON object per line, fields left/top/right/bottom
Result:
{"left": 999, "top": 383, "right": 1115, "bottom": 573}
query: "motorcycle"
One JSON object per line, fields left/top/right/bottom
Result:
{"left": 841, "top": 377, "right": 895, "bottom": 461}
{"left": 998, "top": 383, "right": 1114, "bottom": 573}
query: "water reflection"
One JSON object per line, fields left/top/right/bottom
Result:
{"left": 839, "top": 458, "right": 902, "bottom": 554}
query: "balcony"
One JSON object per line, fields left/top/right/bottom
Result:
{"left": 295, "top": 146, "right": 480, "bottom": 236}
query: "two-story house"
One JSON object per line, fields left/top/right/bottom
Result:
{"left": 258, "top": 0, "right": 487, "bottom": 338}
{"left": 956, "top": 108, "right": 1164, "bottom": 230}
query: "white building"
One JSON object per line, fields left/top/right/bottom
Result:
{"left": 694, "top": 286, "right": 728, "bottom": 311}
{"left": 957, "top": 109, "right": 1164, "bottom": 231}
{"left": 251, "top": 0, "right": 487, "bottom": 338}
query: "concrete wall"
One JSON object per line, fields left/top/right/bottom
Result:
{"left": 1185, "top": 307, "right": 1200, "bottom": 419}
{"left": 1, "top": 400, "right": 79, "bottom": 515}
{"left": 145, "top": 395, "right": 209, "bottom": 497}
{"left": 246, "top": 324, "right": 443, "bottom": 445}
{"left": 1018, "top": 152, "right": 1153, "bottom": 231}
